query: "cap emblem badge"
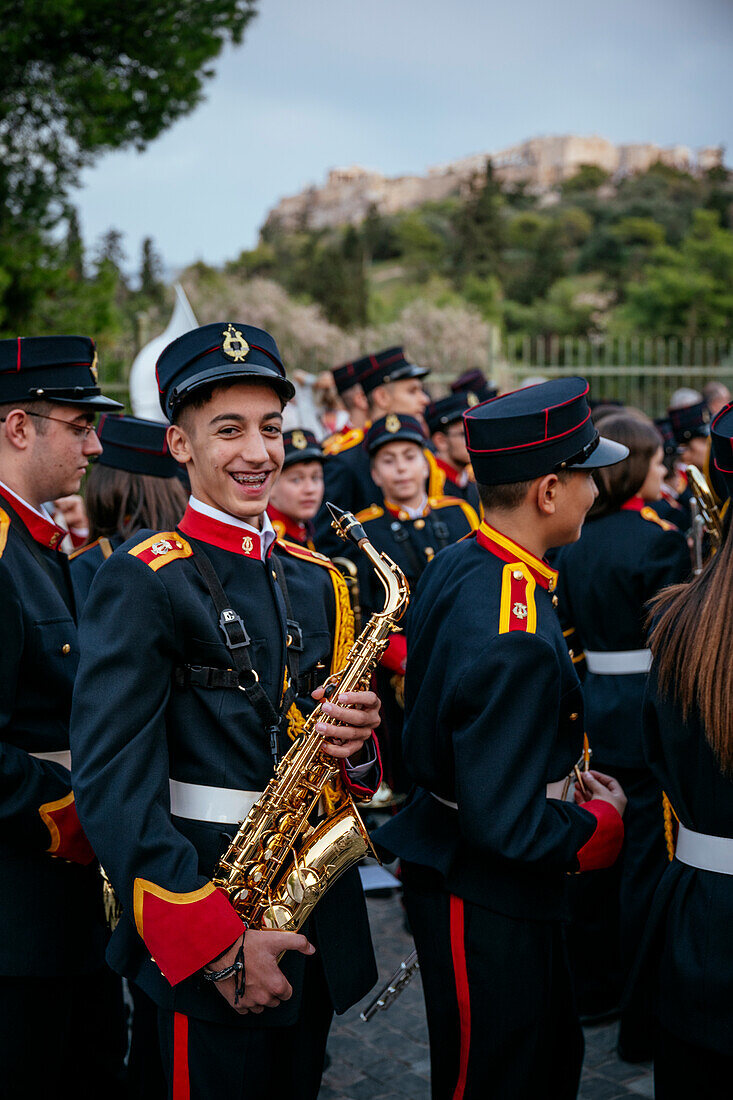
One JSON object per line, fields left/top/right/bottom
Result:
{"left": 385, "top": 414, "right": 401, "bottom": 434}
{"left": 90, "top": 349, "right": 99, "bottom": 384}
{"left": 242, "top": 535, "right": 254, "bottom": 554}
{"left": 222, "top": 324, "right": 250, "bottom": 363}
{"left": 291, "top": 430, "right": 308, "bottom": 450}
{"left": 466, "top": 391, "right": 479, "bottom": 407}
{"left": 512, "top": 602, "right": 528, "bottom": 620}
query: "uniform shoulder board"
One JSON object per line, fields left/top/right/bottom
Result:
{"left": 429, "top": 495, "right": 480, "bottom": 529}
{"left": 354, "top": 504, "right": 384, "bottom": 523}
{"left": 425, "top": 449, "right": 447, "bottom": 497}
{"left": 68, "top": 536, "right": 114, "bottom": 561}
{"left": 275, "top": 539, "right": 340, "bottom": 573}
{"left": 640, "top": 506, "right": 676, "bottom": 532}
{"left": 271, "top": 518, "right": 287, "bottom": 541}
{"left": 0, "top": 507, "right": 9, "bottom": 560}
{"left": 128, "top": 531, "right": 193, "bottom": 571}
{"left": 498, "top": 561, "right": 538, "bottom": 635}
{"left": 323, "top": 428, "right": 364, "bottom": 456}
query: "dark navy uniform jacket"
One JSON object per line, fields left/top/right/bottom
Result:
{"left": 376, "top": 522, "right": 624, "bottom": 921}
{"left": 70, "top": 503, "right": 380, "bottom": 1026}
{"left": 69, "top": 534, "right": 120, "bottom": 609}
{"left": 642, "top": 668, "right": 733, "bottom": 1056}
{"left": 0, "top": 488, "right": 107, "bottom": 976}
{"left": 433, "top": 456, "right": 481, "bottom": 513}
{"left": 554, "top": 499, "right": 690, "bottom": 768}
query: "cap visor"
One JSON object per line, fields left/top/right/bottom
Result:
{"left": 50, "top": 394, "right": 124, "bottom": 411}
{"left": 571, "top": 436, "right": 629, "bottom": 470}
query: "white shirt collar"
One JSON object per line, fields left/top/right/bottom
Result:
{"left": 0, "top": 479, "right": 55, "bottom": 522}
{"left": 403, "top": 496, "right": 429, "bottom": 520}
{"left": 188, "top": 495, "right": 277, "bottom": 560}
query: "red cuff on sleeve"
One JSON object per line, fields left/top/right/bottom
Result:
{"left": 576, "top": 799, "right": 624, "bottom": 872}
{"left": 133, "top": 879, "right": 245, "bottom": 987}
{"left": 380, "top": 632, "right": 407, "bottom": 674}
{"left": 39, "top": 793, "right": 95, "bottom": 866}
{"left": 339, "top": 734, "right": 383, "bottom": 800}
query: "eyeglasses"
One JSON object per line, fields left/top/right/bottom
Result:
{"left": 24, "top": 411, "right": 97, "bottom": 439}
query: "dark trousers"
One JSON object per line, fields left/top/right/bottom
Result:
{"left": 158, "top": 955, "right": 333, "bottom": 1100}
{"left": 654, "top": 1026, "right": 733, "bottom": 1099}
{"left": 567, "top": 764, "right": 667, "bottom": 1049}
{"left": 402, "top": 862, "right": 584, "bottom": 1100}
{"left": 128, "top": 980, "right": 167, "bottom": 1099}
{"left": 0, "top": 966, "right": 127, "bottom": 1099}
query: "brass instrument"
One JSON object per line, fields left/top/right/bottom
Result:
{"left": 561, "top": 733, "right": 592, "bottom": 802}
{"left": 687, "top": 465, "right": 722, "bottom": 575}
{"left": 332, "top": 555, "right": 362, "bottom": 634}
{"left": 212, "top": 502, "right": 410, "bottom": 933}
{"left": 360, "top": 949, "right": 420, "bottom": 1022}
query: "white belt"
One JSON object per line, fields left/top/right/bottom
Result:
{"left": 169, "top": 779, "right": 262, "bottom": 824}
{"left": 675, "top": 822, "right": 733, "bottom": 875}
{"left": 30, "top": 750, "right": 72, "bottom": 770}
{"left": 430, "top": 792, "right": 458, "bottom": 810}
{"left": 584, "top": 649, "right": 652, "bottom": 675}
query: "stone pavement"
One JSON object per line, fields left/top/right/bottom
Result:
{"left": 321, "top": 889, "right": 654, "bottom": 1100}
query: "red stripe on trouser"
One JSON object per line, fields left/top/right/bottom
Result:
{"left": 173, "top": 1012, "right": 190, "bottom": 1100}
{"left": 449, "top": 894, "right": 471, "bottom": 1100}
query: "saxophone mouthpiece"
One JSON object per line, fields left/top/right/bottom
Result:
{"left": 326, "top": 502, "right": 368, "bottom": 545}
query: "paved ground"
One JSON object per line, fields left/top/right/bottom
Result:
{"left": 321, "top": 888, "right": 654, "bottom": 1100}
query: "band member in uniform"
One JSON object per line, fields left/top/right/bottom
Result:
{"left": 314, "top": 346, "right": 439, "bottom": 553}
{"left": 322, "top": 358, "right": 371, "bottom": 448}
{"left": 0, "top": 336, "right": 126, "bottom": 1097}
{"left": 650, "top": 417, "right": 691, "bottom": 529}
{"left": 554, "top": 412, "right": 691, "bottom": 1059}
{"left": 376, "top": 378, "right": 628, "bottom": 1099}
{"left": 267, "top": 429, "right": 324, "bottom": 549}
{"left": 352, "top": 414, "right": 478, "bottom": 796}
{"left": 450, "top": 368, "right": 497, "bottom": 404}
{"left": 668, "top": 396, "right": 711, "bottom": 472}
{"left": 71, "top": 413, "right": 188, "bottom": 608}
{"left": 641, "top": 400, "right": 733, "bottom": 1097}
{"left": 424, "top": 393, "right": 481, "bottom": 511}
{"left": 70, "top": 322, "right": 382, "bottom": 1099}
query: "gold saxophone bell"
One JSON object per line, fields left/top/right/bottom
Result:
{"left": 212, "top": 503, "right": 410, "bottom": 937}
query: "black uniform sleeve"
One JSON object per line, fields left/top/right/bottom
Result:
{"left": 70, "top": 552, "right": 243, "bottom": 986}
{"left": 314, "top": 456, "right": 360, "bottom": 554}
{"left": 643, "top": 527, "right": 691, "bottom": 600}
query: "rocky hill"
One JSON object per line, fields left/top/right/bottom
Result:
{"left": 264, "top": 134, "right": 724, "bottom": 233}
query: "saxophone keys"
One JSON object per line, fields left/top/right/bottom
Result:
{"left": 261, "top": 903, "right": 295, "bottom": 930}
{"left": 246, "top": 862, "right": 268, "bottom": 886}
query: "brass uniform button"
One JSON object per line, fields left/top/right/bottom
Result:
{"left": 568, "top": 649, "right": 574, "bottom": 660}
{"left": 61, "top": 643, "right": 71, "bottom": 655}
{"left": 569, "top": 712, "right": 579, "bottom": 721}
{"left": 552, "top": 594, "right": 559, "bottom": 608}
{"left": 513, "top": 570, "right": 523, "bottom": 580}
{"left": 414, "top": 519, "right": 425, "bottom": 530}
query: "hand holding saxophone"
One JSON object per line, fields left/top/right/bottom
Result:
{"left": 205, "top": 930, "right": 315, "bottom": 1015}
{"left": 573, "top": 769, "right": 628, "bottom": 818}
{"left": 312, "top": 685, "right": 381, "bottom": 759}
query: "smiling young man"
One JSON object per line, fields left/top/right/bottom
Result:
{"left": 376, "top": 378, "right": 630, "bottom": 1100}
{"left": 0, "top": 336, "right": 126, "bottom": 1097}
{"left": 69, "top": 322, "right": 382, "bottom": 1099}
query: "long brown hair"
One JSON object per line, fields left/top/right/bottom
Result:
{"left": 649, "top": 511, "right": 733, "bottom": 773}
{"left": 84, "top": 464, "right": 188, "bottom": 541}
{"left": 590, "top": 412, "right": 662, "bottom": 519}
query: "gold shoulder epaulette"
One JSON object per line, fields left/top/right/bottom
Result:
{"left": 428, "top": 496, "right": 480, "bottom": 530}
{"left": 271, "top": 518, "right": 287, "bottom": 540}
{"left": 0, "top": 507, "right": 9, "bottom": 560}
{"left": 640, "top": 506, "right": 676, "bottom": 532}
{"left": 425, "top": 449, "right": 446, "bottom": 497}
{"left": 276, "top": 539, "right": 340, "bottom": 572}
{"left": 323, "top": 428, "right": 364, "bottom": 456}
{"left": 498, "top": 561, "right": 538, "bottom": 635}
{"left": 68, "top": 536, "right": 106, "bottom": 561}
{"left": 354, "top": 504, "right": 384, "bottom": 523}
{"left": 128, "top": 532, "right": 192, "bottom": 571}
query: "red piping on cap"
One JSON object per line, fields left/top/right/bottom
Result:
{"left": 16, "top": 338, "right": 21, "bottom": 372}
{"left": 467, "top": 409, "right": 592, "bottom": 453}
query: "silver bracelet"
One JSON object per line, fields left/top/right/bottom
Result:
{"left": 202, "top": 957, "right": 244, "bottom": 983}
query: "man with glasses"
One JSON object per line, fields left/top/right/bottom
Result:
{"left": 0, "top": 336, "right": 126, "bottom": 1096}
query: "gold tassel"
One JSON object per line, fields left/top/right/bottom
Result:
{"left": 662, "top": 792, "right": 678, "bottom": 862}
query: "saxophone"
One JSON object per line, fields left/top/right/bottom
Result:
{"left": 212, "top": 503, "right": 409, "bottom": 933}
{"left": 687, "top": 464, "right": 723, "bottom": 574}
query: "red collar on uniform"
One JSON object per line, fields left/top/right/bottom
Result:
{"left": 620, "top": 496, "right": 644, "bottom": 512}
{"left": 267, "top": 505, "right": 308, "bottom": 544}
{"left": 435, "top": 455, "right": 467, "bottom": 488}
{"left": 178, "top": 504, "right": 265, "bottom": 560}
{"left": 384, "top": 498, "right": 431, "bottom": 520}
{"left": 0, "top": 487, "right": 66, "bottom": 551}
{"left": 475, "top": 520, "right": 558, "bottom": 591}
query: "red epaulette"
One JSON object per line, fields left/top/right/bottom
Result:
{"left": 128, "top": 532, "right": 193, "bottom": 571}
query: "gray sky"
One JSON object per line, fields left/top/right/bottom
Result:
{"left": 75, "top": 0, "right": 733, "bottom": 274}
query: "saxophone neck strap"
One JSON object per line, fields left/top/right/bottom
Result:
{"left": 188, "top": 543, "right": 294, "bottom": 764}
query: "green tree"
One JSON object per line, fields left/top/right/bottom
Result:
{"left": 394, "top": 210, "right": 447, "bottom": 281}
{"left": 139, "top": 237, "right": 165, "bottom": 304}
{"left": 561, "top": 164, "right": 610, "bottom": 195}
{"left": 451, "top": 159, "right": 505, "bottom": 282}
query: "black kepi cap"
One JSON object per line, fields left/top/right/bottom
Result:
{"left": 282, "top": 428, "right": 323, "bottom": 468}
{"left": 464, "top": 376, "right": 628, "bottom": 485}
{"left": 360, "top": 347, "right": 430, "bottom": 396}
{"left": 668, "top": 400, "right": 711, "bottom": 445}
{"left": 156, "top": 322, "right": 295, "bottom": 420}
{"left": 96, "top": 414, "right": 179, "bottom": 478}
{"left": 654, "top": 417, "right": 678, "bottom": 459}
{"left": 425, "top": 392, "right": 476, "bottom": 434}
{"left": 365, "top": 414, "right": 427, "bottom": 456}
{"left": 332, "top": 354, "right": 371, "bottom": 395}
{"left": 710, "top": 402, "right": 733, "bottom": 501}
{"left": 0, "top": 336, "right": 122, "bottom": 411}
{"left": 451, "top": 369, "right": 497, "bottom": 404}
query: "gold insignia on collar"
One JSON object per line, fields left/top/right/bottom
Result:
{"left": 242, "top": 535, "right": 254, "bottom": 554}
{"left": 385, "top": 414, "right": 401, "bottom": 434}
{"left": 291, "top": 430, "right": 307, "bottom": 450}
{"left": 513, "top": 602, "right": 528, "bottom": 619}
{"left": 466, "top": 391, "right": 479, "bottom": 407}
{"left": 90, "top": 349, "right": 99, "bottom": 384}
{"left": 222, "top": 324, "right": 250, "bottom": 362}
